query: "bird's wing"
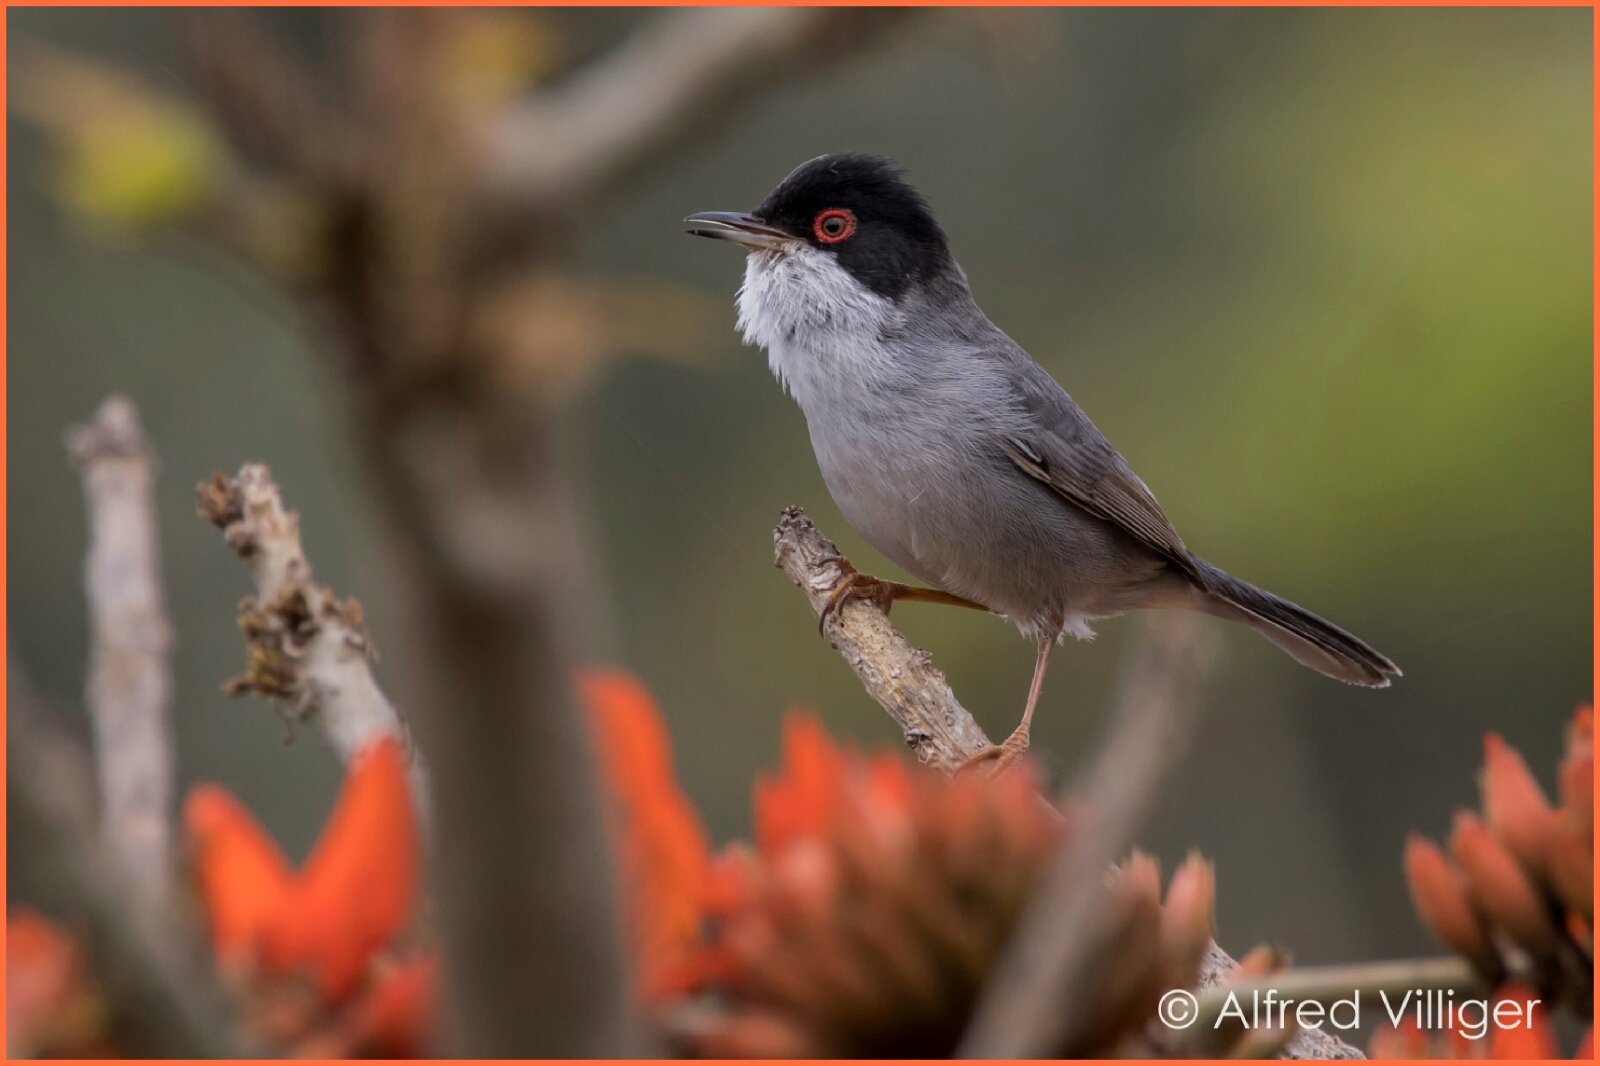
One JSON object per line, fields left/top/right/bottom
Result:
{"left": 1001, "top": 355, "right": 1202, "bottom": 582}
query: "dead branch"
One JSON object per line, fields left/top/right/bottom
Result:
{"left": 772, "top": 506, "right": 1363, "bottom": 1060}
{"left": 198, "top": 451, "right": 636, "bottom": 1054}
{"left": 65, "top": 397, "right": 175, "bottom": 904}
{"left": 196, "top": 464, "right": 430, "bottom": 811}
{"left": 772, "top": 506, "right": 991, "bottom": 772}
{"left": 484, "top": 8, "right": 911, "bottom": 210}
{"left": 8, "top": 649, "right": 250, "bottom": 1059}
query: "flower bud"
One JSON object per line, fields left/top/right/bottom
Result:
{"left": 1449, "top": 812, "right": 1561, "bottom": 960}
{"left": 1543, "top": 816, "right": 1593, "bottom": 925}
{"left": 1160, "top": 852, "right": 1215, "bottom": 989}
{"left": 1403, "top": 834, "right": 1502, "bottom": 981}
{"left": 1480, "top": 734, "right": 1557, "bottom": 876}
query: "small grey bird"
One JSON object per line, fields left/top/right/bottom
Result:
{"left": 687, "top": 153, "right": 1398, "bottom": 770}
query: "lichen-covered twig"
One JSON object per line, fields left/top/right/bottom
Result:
{"left": 772, "top": 506, "right": 1362, "bottom": 1060}
{"left": 66, "top": 397, "right": 175, "bottom": 904}
{"left": 772, "top": 506, "right": 991, "bottom": 772}
{"left": 197, "top": 464, "right": 428, "bottom": 807}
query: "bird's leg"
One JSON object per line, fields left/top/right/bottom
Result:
{"left": 960, "top": 633, "right": 1056, "bottom": 777}
{"left": 817, "top": 560, "right": 988, "bottom": 636}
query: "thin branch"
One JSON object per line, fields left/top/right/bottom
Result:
{"left": 772, "top": 505, "right": 1363, "bottom": 1060}
{"left": 483, "top": 8, "right": 911, "bottom": 210}
{"left": 196, "top": 464, "right": 430, "bottom": 812}
{"left": 773, "top": 506, "right": 991, "bottom": 772}
{"left": 65, "top": 397, "right": 175, "bottom": 904}
{"left": 203, "top": 455, "right": 638, "bottom": 1054}
{"left": 7, "top": 649, "right": 251, "bottom": 1059}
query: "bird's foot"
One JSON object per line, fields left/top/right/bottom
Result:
{"left": 957, "top": 726, "right": 1031, "bottom": 779}
{"left": 817, "top": 566, "right": 904, "bottom": 636}
{"left": 817, "top": 566, "right": 988, "bottom": 636}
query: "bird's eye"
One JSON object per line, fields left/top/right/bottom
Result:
{"left": 813, "top": 208, "right": 856, "bottom": 244}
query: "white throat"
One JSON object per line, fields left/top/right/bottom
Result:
{"left": 735, "top": 244, "right": 900, "bottom": 410}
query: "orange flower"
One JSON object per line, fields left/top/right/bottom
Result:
{"left": 347, "top": 955, "right": 438, "bottom": 1058}
{"left": 265, "top": 740, "right": 420, "bottom": 999}
{"left": 294, "top": 955, "right": 440, "bottom": 1059}
{"left": 1404, "top": 834, "right": 1502, "bottom": 982}
{"left": 1402, "top": 708, "right": 1593, "bottom": 1024}
{"left": 1480, "top": 733, "right": 1558, "bottom": 873}
{"left": 658, "top": 713, "right": 1227, "bottom": 1058}
{"left": 6, "top": 909, "right": 114, "bottom": 1057}
{"left": 660, "top": 715, "right": 1061, "bottom": 1056}
{"left": 1561, "top": 706, "right": 1593, "bottom": 836}
{"left": 1369, "top": 984, "right": 1570, "bottom": 1059}
{"left": 184, "top": 738, "right": 420, "bottom": 1003}
{"left": 580, "top": 668, "right": 712, "bottom": 998}
{"left": 1546, "top": 818, "right": 1593, "bottom": 927}
{"left": 1485, "top": 984, "right": 1561, "bottom": 1059}
{"left": 1450, "top": 811, "right": 1562, "bottom": 961}
{"left": 1159, "top": 851, "right": 1218, "bottom": 990}
{"left": 185, "top": 784, "right": 293, "bottom": 965}
{"left": 751, "top": 714, "right": 848, "bottom": 856}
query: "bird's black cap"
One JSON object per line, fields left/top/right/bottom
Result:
{"left": 754, "top": 153, "right": 951, "bottom": 300}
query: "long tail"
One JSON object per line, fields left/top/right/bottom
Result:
{"left": 1190, "top": 558, "right": 1401, "bottom": 687}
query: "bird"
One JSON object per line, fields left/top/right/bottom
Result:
{"left": 686, "top": 152, "right": 1399, "bottom": 772}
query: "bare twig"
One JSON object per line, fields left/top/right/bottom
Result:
{"left": 8, "top": 650, "right": 250, "bottom": 1059}
{"left": 772, "top": 506, "right": 991, "bottom": 772}
{"left": 196, "top": 464, "right": 430, "bottom": 811}
{"left": 484, "top": 8, "right": 910, "bottom": 209}
{"left": 959, "top": 614, "right": 1213, "bottom": 1057}
{"left": 66, "top": 397, "right": 175, "bottom": 904}
{"left": 197, "top": 459, "right": 640, "bottom": 1055}
{"left": 772, "top": 506, "right": 1363, "bottom": 1060}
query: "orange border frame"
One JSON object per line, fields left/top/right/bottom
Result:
{"left": 0, "top": 2, "right": 1593, "bottom": 1063}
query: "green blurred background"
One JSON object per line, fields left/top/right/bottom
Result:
{"left": 8, "top": 7, "right": 1591, "bottom": 969}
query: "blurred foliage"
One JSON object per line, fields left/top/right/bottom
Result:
{"left": 439, "top": 11, "right": 565, "bottom": 107}
{"left": 7, "top": 6, "right": 1590, "bottom": 986}
{"left": 15, "top": 42, "right": 223, "bottom": 230}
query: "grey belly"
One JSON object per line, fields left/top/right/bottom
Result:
{"left": 813, "top": 429, "right": 1167, "bottom": 634}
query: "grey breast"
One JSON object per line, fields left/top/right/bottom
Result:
{"left": 796, "top": 306, "right": 1163, "bottom": 632}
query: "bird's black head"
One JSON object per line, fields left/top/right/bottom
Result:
{"left": 687, "top": 153, "right": 951, "bottom": 301}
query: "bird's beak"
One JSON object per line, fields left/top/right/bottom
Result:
{"left": 684, "top": 211, "right": 792, "bottom": 251}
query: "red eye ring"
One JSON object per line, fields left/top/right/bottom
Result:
{"left": 813, "top": 208, "right": 856, "bottom": 244}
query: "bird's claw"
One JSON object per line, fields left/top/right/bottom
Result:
{"left": 956, "top": 728, "right": 1031, "bottom": 779}
{"left": 817, "top": 568, "right": 900, "bottom": 636}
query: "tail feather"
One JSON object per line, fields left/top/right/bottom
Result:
{"left": 1191, "top": 559, "right": 1401, "bottom": 687}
